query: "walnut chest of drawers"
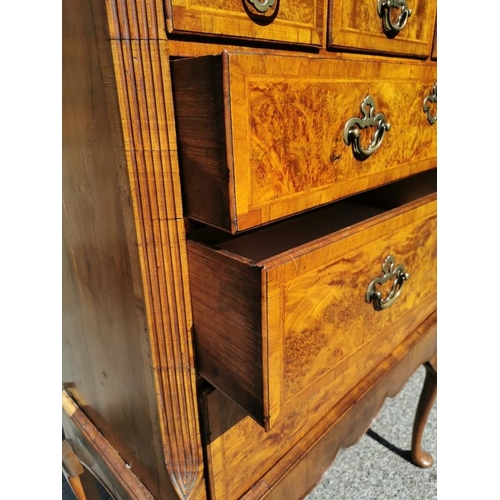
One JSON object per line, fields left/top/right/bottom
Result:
{"left": 62, "top": 0, "right": 437, "bottom": 499}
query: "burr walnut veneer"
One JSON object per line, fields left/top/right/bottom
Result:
{"left": 62, "top": 0, "right": 437, "bottom": 499}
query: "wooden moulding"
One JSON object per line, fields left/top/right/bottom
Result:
{"left": 431, "top": 22, "right": 437, "bottom": 60}
{"left": 63, "top": 390, "right": 155, "bottom": 500}
{"left": 188, "top": 172, "right": 437, "bottom": 431}
{"left": 104, "top": 1, "right": 208, "bottom": 499}
{"left": 106, "top": 36, "right": 206, "bottom": 500}
{"left": 171, "top": 52, "right": 437, "bottom": 233}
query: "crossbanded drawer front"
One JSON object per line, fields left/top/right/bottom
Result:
{"left": 164, "top": 0, "right": 322, "bottom": 46}
{"left": 328, "top": 0, "right": 437, "bottom": 57}
{"left": 187, "top": 173, "right": 437, "bottom": 429}
{"left": 172, "top": 52, "right": 437, "bottom": 233}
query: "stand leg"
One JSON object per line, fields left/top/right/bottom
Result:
{"left": 411, "top": 360, "right": 437, "bottom": 468}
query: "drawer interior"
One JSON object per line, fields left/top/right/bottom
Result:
{"left": 189, "top": 169, "right": 436, "bottom": 261}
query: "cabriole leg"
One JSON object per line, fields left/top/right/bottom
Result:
{"left": 411, "top": 360, "right": 437, "bottom": 468}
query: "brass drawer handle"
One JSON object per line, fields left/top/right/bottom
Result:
{"left": 247, "top": 0, "right": 276, "bottom": 13}
{"left": 423, "top": 83, "right": 437, "bottom": 125}
{"left": 377, "top": 0, "right": 413, "bottom": 35}
{"left": 365, "top": 255, "right": 410, "bottom": 311}
{"left": 343, "top": 95, "right": 391, "bottom": 161}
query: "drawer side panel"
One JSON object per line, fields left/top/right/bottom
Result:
{"left": 187, "top": 241, "right": 265, "bottom": 423}
{"left": 171, "top": 56, "right": 233, "bottom": 231}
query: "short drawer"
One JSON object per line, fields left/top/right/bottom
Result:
{"left": 328, "top": 0, "right": 437, "bottom": 57}
{"left": 164, "top": 0, "right": 322, "bottom": 46}
{"left": 172, "top": 52, "right": 437, "bottom": 233}
{"left": 187, "top": 171, "right": 437, "bottom": 429}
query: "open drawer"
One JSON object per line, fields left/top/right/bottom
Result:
{"left": 187, "top": 170, "right": 437, "bottom": 430}
{"left": 171, "top": 51, "right": 437, "bottom": 233}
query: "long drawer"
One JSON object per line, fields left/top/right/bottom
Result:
{"left": 187, "top": 171, "right": 437, "bottom": 429}
{"left": 172, "top": 52, "right": 437, "bottom": 233}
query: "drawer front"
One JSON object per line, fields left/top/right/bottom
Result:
{"left": 187, "top": 192, "right": 437, "bottom": 429}
{"left": 271, "top": 199, "right": 436, "bottom": 408}
{"left": 328, "top": 0, "right": 437, "bottom": 57}
{"left": 165, "top": 0, "right": 322, "bottom": 46}
{"left": 172, "top": 53, "right": 437, "bottom": 233}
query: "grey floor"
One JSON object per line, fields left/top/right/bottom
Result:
{"left": 305, "top": 366, "right": 436, "bottom": 499}
{"left": 63, "top": 366, "right": 436, "bottom": 499}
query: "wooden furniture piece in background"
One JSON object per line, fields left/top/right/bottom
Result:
{"left": 63, "top": 439, "right": 102, "bottom": 500}
{"left": 62, "top": 0, "right": 437, "bottom": 498}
